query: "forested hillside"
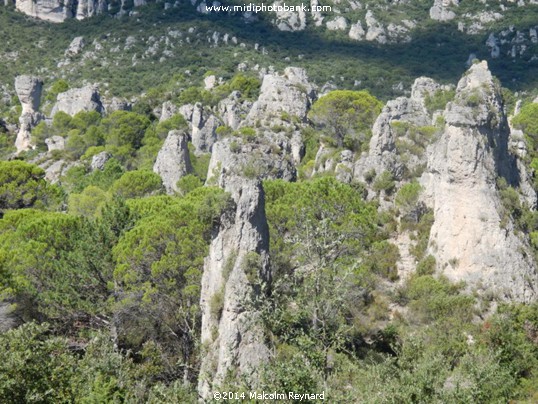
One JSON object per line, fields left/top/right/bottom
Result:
{"left": 0, "top": 1, "right": 538, "bottom": 403}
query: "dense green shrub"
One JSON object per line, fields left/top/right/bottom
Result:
{"left": 309, "top": 90, "right": 382, "bottom": 151}
{"left": 0, "top": 161, "right": 64, "bottom": 212}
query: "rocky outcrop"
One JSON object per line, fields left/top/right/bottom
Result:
{"left": 430, "top": 0, "right": 459, "bottom": 21}
{"left": 365, "top": 11, "right": 387, "bottom": 44}
{"left": 75, "top": 0, "right": 107, "bottom": 20}
{"left": 159, "top": 101, "right": 181, "bottom": 123}
{"left": 103, "top": 97, "right": 132, "bottom": 114}
{"left": 65, "top": 36, "right": 85, "bottom": 56}
{"left": 153, "top": 130, "right": 192, "bottom": 194}
{"left": 218, "top": 91, "right": 253, "bottom": 131}
{"left": 39, "top": 158, "right": 80, "bottom": 183}
{"left": 198, "top": 175, "right": 271, "bottom": 400}
{"left": 272, "top": 0, "right": 306, "bottom": 31}
{"left": 205, "top": 133, "right": 297, "bottom": 185}
{"left": 90, "top": 151, "right": 112, "bottom": 171}
{"left": 326, "top": 16, "right": 348, "bottom": 31}
{"left": 15, "top": 75, "right": 43, "bottom": 153}
{"left": 45, "top": 136, "right": 65, "bottom": 152}
{"left": 52, "top": 85, "right": 104, "bottom": 117}
{"left": 354, "top": 77, "right": 443, "bottom": 184}
{"left": 244, "top": 67, "right": 316, "bottom": 125}
{"left": 190, "top": 103, "right": 220, "bottom": 155}
{"left": 175, "top": 102, "right": 221, "bottom": 155}
{"left": 421, "top": 61, "right": 537, "bottom": 302}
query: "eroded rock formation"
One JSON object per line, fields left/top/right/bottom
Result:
{"left": 15, "top": 75, "right": 43, "bottom": 153}
{"left": 198, "top": 175, "right": 271, "bottom": 399}
{"left": 421, "top": 61, "right": 537, "bottom": 302}
{"left": 153, "top": 130, "right": 192, "bottom": 194}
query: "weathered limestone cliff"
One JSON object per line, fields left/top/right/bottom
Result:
{"left": 12, "top": 0, "right": 109, "bottom": 22}
{"left": 421, "top": 61, "right": 537, "bottom": 302}
{"left": 198, "top": 175, "right": 271, "bottom": 399}
{"left": 14, "top": 75, "right": 43, "bottom": 153}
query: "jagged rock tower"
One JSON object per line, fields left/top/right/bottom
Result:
{"left": 421, "top": 61, "right": 537, "bottom": 302}
{"left": 198, "top": 175, "right": 272, "bottom": 399}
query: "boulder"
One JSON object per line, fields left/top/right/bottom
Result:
{"left": 52, "top": 85, "right": 104, "bottom": 117}
{"left": 90, "top": 151, "right": 112, "bottom": 171}
{"left": 430, "top": 0, "right": 458, "bottom": 21}
{"left": 45, "top": 136, "right": 65, "bottom": 152}
{"left": 65, "top": 36, "right": 85, "bottom": 56}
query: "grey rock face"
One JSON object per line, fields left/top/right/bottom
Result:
{"left": 15, "top": 75, "right": 43, "bottom": 113}
{"left": 15, "top": 0, "right": 76, "bottom": 23}
{"left": 39, "top": 158, "right": 80, "bottom": 183}
{"left": 15, "top": 75, "right": 43, "bottom": 153}
{"left": 421, "top": 61, "right": 537, "bottom": 302}
{"left": 244, "top": 67, "right": 316, "bottom": 125}
{"left": 159, "top": 101, "right": 180, "bottom": 123}
{"left": 273, "top": 0, "right": 306, "bottom": 31}
{"left": 198, "top": 175, "right": 271, "bottom": 399}
{"left": 52, "top": 85, "right": 104, "bottom": 117}
{"left": 191, "top": 103, "right": 221, "bottom": 155}
{"left": 65, "top": 36, "right": 85, "bottom": 56}
{"left": 103, "top": 97, "right": 132, "bottom": 114}
{"left": 45, "top": 136, "right": 65, "bottom": 152}
{"left": 90, "top": 151, "right": 112, "bottom": 171}
{"left": 153, "top": 130, "right": 192, "bottom": 194}
{"left": 430, "top": 0, "right": 459, "bottom": 21}
{"left": 75, "top": 0, "right": 107, "bottom": 20}
{"left": 218, "top": 91, "right": 253, "bottom": 130}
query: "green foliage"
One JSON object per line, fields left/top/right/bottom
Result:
{"left": 177, "top": 86, "right": 215, "bottom": 106}
{"left": 309, "top": 90, "right": 382, "bottom": 151}
{"left": 395, "top": 181, "right": 422, "bottom": 213}
{"left": 68, "top": 185, "right": 110, "bottom": 217}
{"left": 0, "top": 160, "right": 64, "bottom": 212}
{"left": 155, "top": 115, "right": 188, "bottom": 139}
{"left": 110, "top": 170, "right": 163, "bottom": 199}
{"left": 373, "top": 171, "right": 396, "bottom": 195}
{"left": 0, "top": 322, "right": 76, "bottom": 402}
{"left": 424, "top": 88, "right": 456, "bottom": 114}
{"left": 45, "top": 79, "right": 69, "bottom": 103}
{"left": 102, "top": 111, "right": 151, "bottom": 164}
{"left": 176, "top": 174, "right": 203, "bottom": 196}
{"left": 112, "top": 188, "right": 231, "bottom": 377}
{"left": 416, "top": 255, "right": 436, "bottom": 276}
{"left": 513, "top": 103, "right": 538, "bottom": 146}
{"left": 363, "top": 241, "right": 400, "bottom": 281}
{"left": 403, "top": 275, "right": 475, "bottom": 323}
{"left": 217, "top": 73, "right": 262, "bottom": 100}
{"left": 264, "top": 177, "right": 383, "bottom": 362}
{"left": 188, "top": 144, "right": 211, "bottom": 181}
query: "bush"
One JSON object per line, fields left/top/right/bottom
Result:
{"left": 308, "top": 90, "right": 382, "bottom": 151}
{"left": 373, "top": 171, "right": 396, "bottom": 195}
{"left": 0, "top": 160, "right": 64, "bottom": 212}
{"left": 110, "top": 170, "right": 163, "bottom": 199}
{"left": 425, "top": 88, "right": 456, "bottom": 114}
